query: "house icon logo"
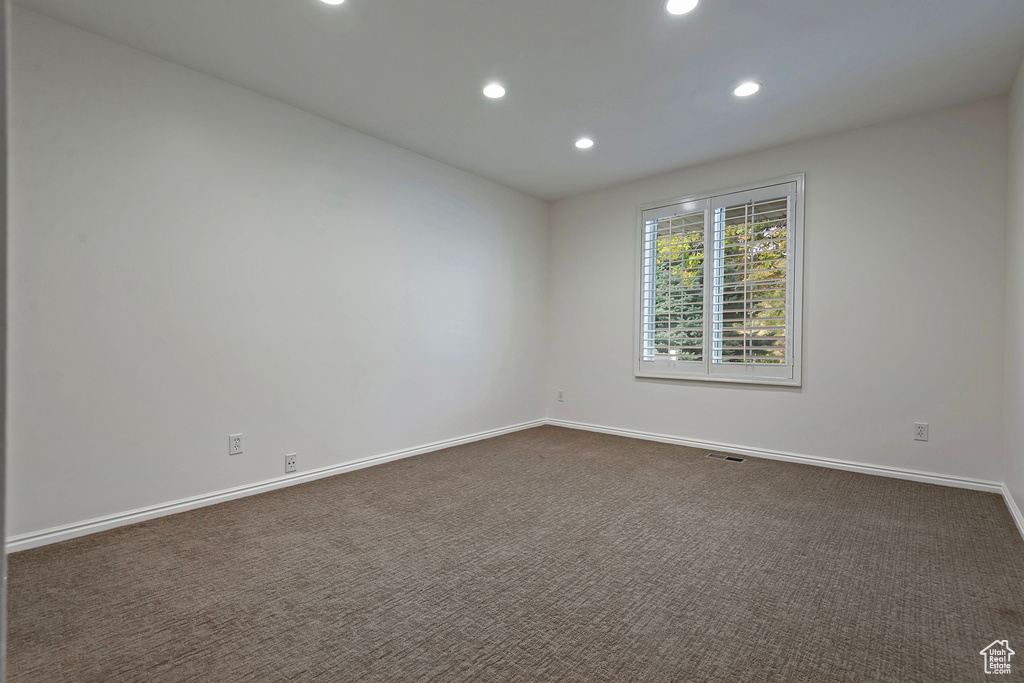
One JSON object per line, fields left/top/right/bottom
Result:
{"left": 980, "top": 640, "right": 1014, "bottom": 675}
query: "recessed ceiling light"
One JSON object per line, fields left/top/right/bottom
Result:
{"left": 483, "top": 83, "right": 506, "bottom": 99}
{"left": 575, "top": 138, "right": 595, "bottom": 150}
{"left": 733, "top": 81, "right": 761, "bottom": 97}
{"left": 666, "top": 0, "right": 699, "bottom": 15}
{"left": 320, "top": 0, "right": 345, "bottom": 4}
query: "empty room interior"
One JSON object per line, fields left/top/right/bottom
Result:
{"left": 7, "top": 0, "right": 1024, "bottom": 680}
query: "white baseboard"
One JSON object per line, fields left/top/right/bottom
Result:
{"left": 11, "top": 417, "right": 1022, "bottom": 552}
{"left": 544, "top": 419, "right": 1005, "bottom": 494}
{"left": 1003, "top": 484, "right": 1024, "bottom": 543}
{"left": 6, "top": 419, "right": 545, "bottom": 553}
{"left": 547, "top": 419, "right": 1024, "bottom": 543}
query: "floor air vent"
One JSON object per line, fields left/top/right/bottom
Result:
{"left": 707, "top": 453, "right": 745, "bottom": 463}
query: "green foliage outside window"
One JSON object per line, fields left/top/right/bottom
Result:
{"left": 649, "top": 200, "right": 787, "bottom": 364}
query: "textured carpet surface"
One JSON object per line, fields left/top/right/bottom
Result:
{"left": 8, "top": 426, "right": 1024, "bottom": 682}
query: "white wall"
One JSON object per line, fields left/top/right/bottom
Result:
{"left": 548, "top": 97, "right": 1008, "bottom": 483}
{"left": 9, "top": 5, "right": 1020, "bottom": 545}
{"left": 1, "top": 0, "right": 8, "bottom": 674}
{"left": 1007, "top": 59, "right": 1024, "bottom": 512}
{"left": 8, "top": 8, "right": 548, "bottom": 537}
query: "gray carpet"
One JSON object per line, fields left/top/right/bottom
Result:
{"left": 7, "top": 426, "right": 1024, "bottom": 682}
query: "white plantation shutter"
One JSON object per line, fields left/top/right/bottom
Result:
{"left": 636, "top": 177, "right": 803, "bottom": 385}
{"left": 641, "top": 204, "right": 707, "bottom": 364}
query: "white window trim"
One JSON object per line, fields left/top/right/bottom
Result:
{"left": 633, "top": 174, "right": 805, "bottom": 387}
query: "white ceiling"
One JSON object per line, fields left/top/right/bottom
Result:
{"left": 14, "top": 0, "right": 1024, "bottom": 200}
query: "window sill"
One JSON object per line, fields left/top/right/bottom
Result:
{"left": 635, "top": 366, "right": 801, "bottom": 387}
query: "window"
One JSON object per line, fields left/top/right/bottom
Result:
{"left": 635, "top": 175, "right": 804, "bottom": 385}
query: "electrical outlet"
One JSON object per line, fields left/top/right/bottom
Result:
{"left": 557, "top": 390, "right": 565, "bottom": 402}
{"left": 285, "top": 453, "right": 297, "bottom": 473}
{"left": 229, "top": 433, "right": 243, "bottom": 455}
{"left": 914, "top": 422, "right": 929, "bottom": 442}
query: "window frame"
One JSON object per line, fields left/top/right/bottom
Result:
{"left": 633, "top": 174, "right": 805, "bottom": 387}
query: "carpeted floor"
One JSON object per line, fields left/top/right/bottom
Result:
{"left": 7, "top": 426, "right": 1024, "bottom": 682}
